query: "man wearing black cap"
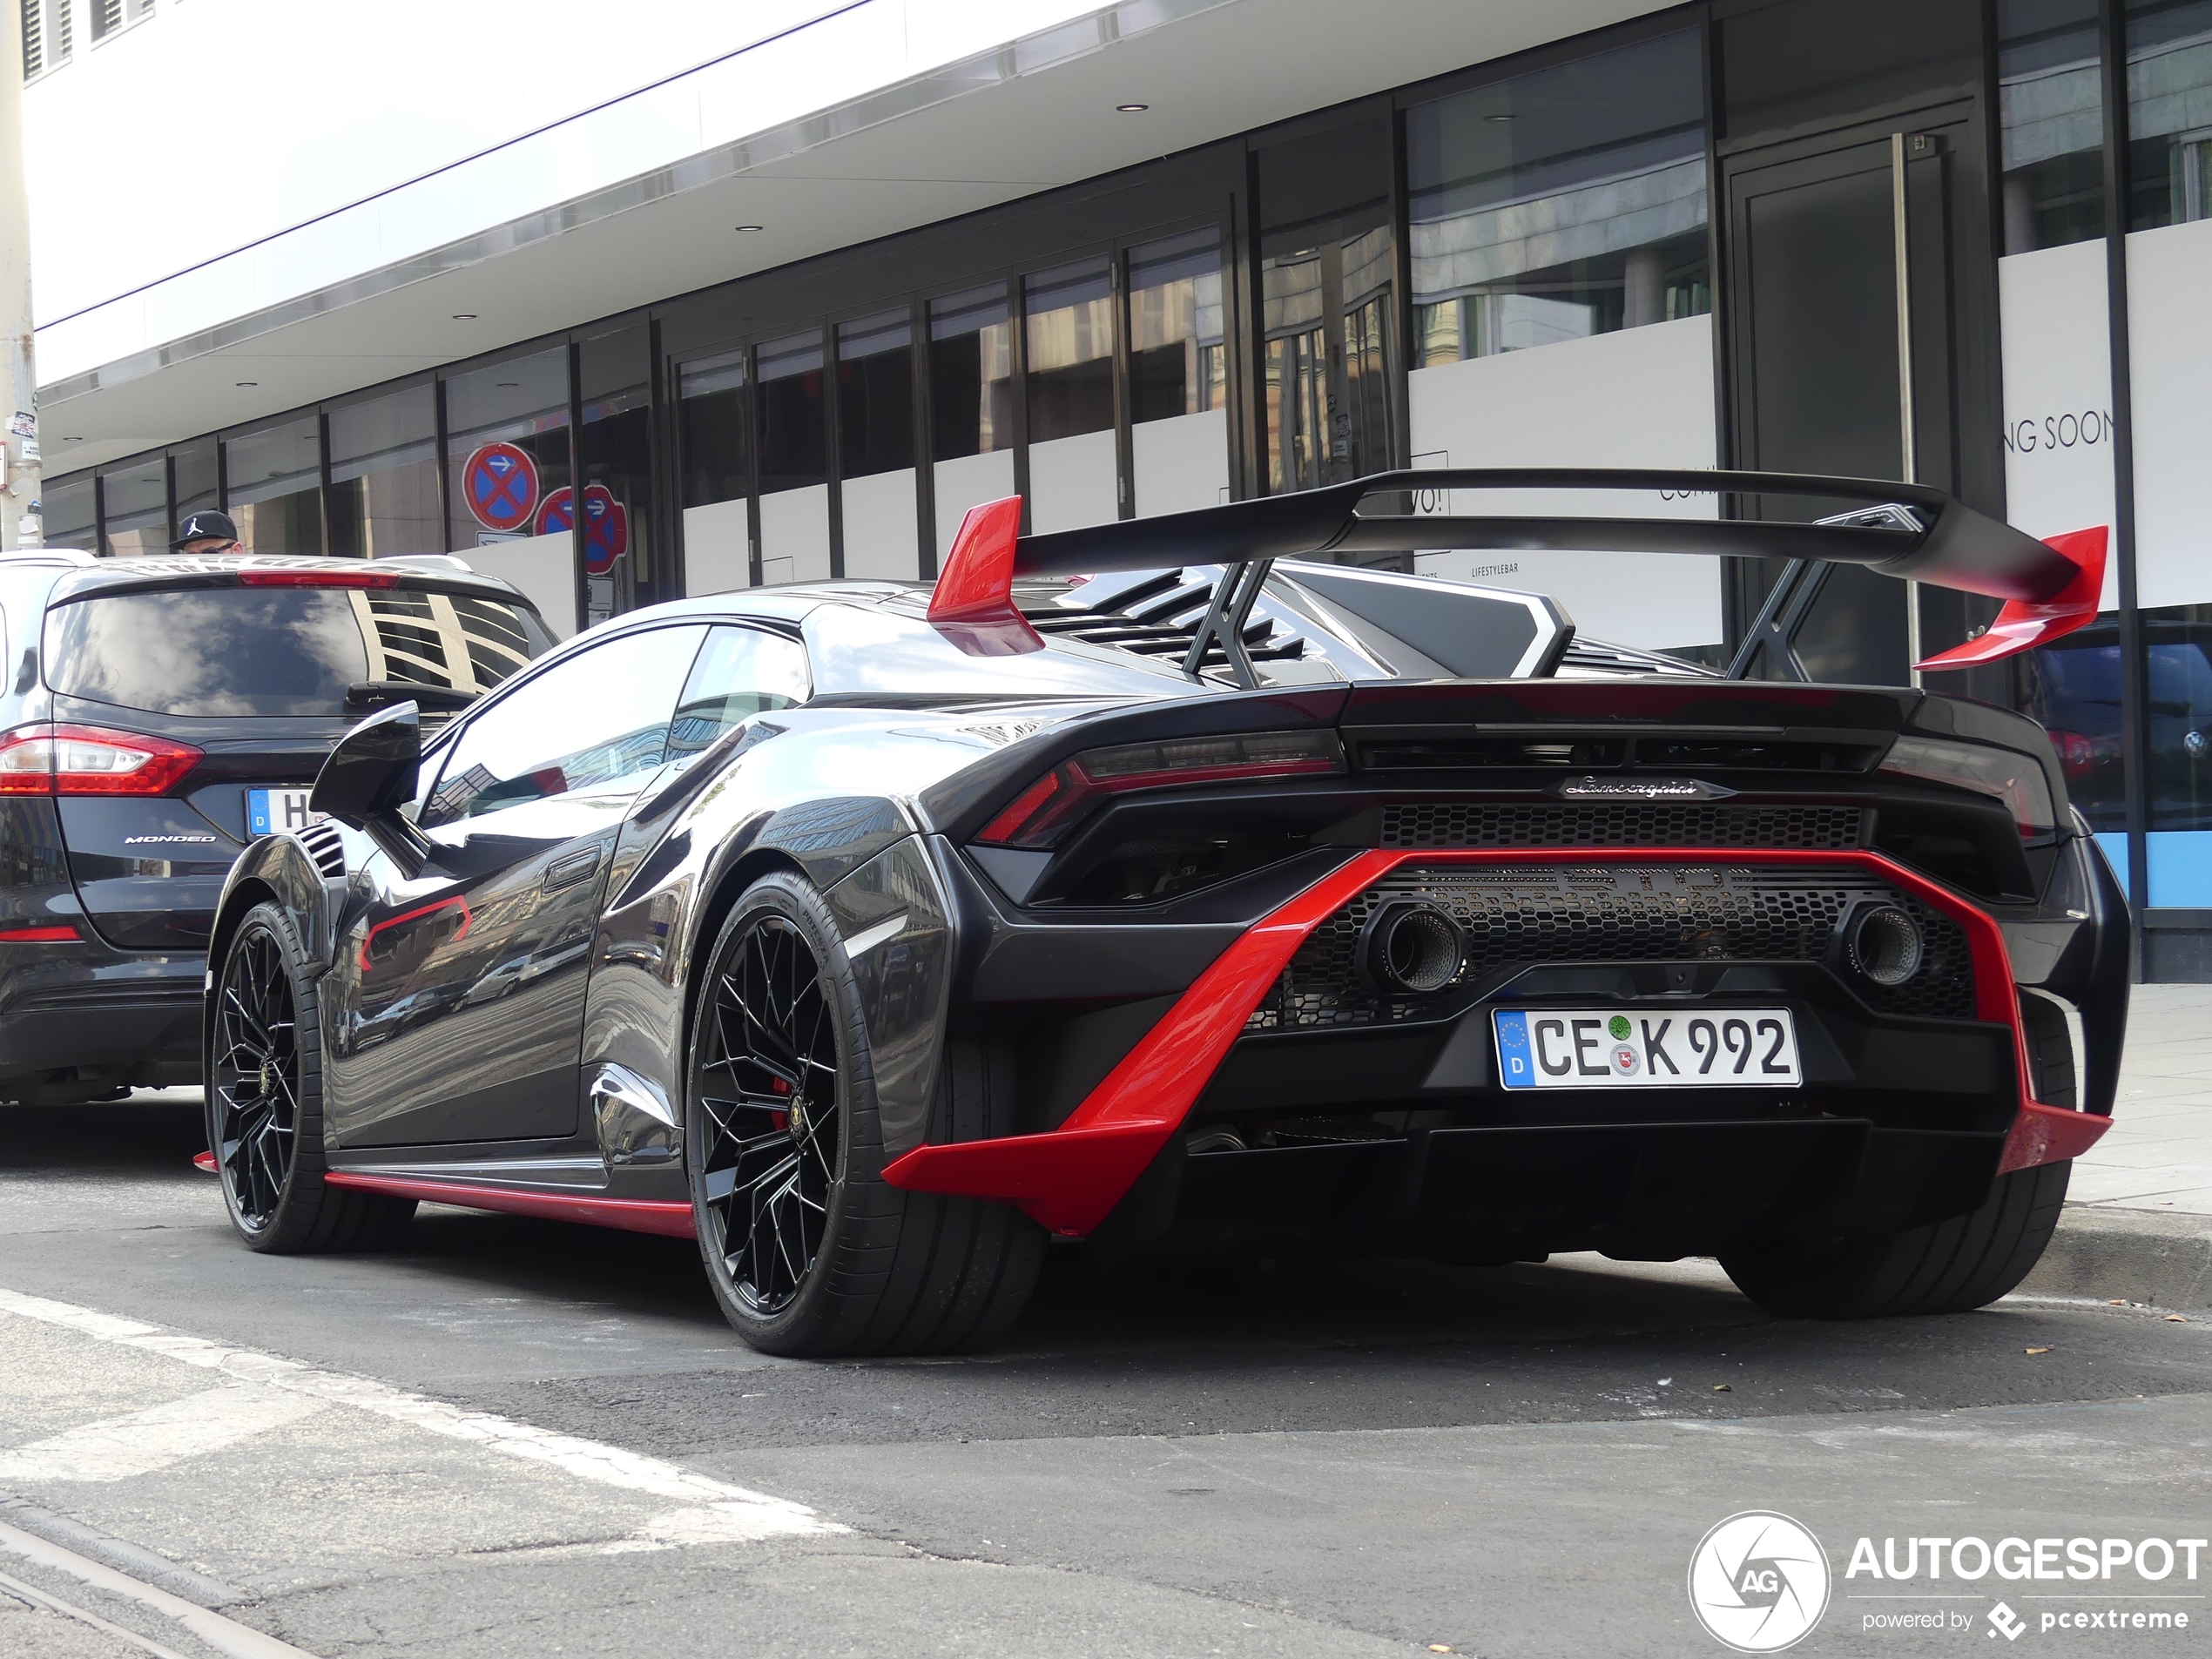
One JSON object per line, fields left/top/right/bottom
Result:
{"left": 172, "top": 509, "right": 242, "bottom": 554}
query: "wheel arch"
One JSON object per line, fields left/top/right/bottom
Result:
{"left": 204, "top": 838, "right": 335, "bottom": 1075}
{"left": 679, "top": 846, "right": 813, "bottom": 1078}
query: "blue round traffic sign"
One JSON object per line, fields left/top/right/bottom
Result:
{"left": 463, "top": 442, "right": 539, "bottom": 533}
{"left": 582, "top": 485, "right": 629, "bottom": 575}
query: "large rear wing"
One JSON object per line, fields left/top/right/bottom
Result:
{"left": 926, "top": 470, "right": 2105, "bottom": 685}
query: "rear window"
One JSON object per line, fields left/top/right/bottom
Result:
{"left": 44, "top": 584, "right": 553, "bottom": 718}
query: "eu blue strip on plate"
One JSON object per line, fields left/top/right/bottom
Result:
{"left": 1493, "top": 1009, "right": 1534, "bottom": 1090}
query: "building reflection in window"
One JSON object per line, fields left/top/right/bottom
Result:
{"left": 928, "top": 285, "right": 1016, "bottom": 550}
{"left": 329, "top": 383, "right": 440, "bottom": 558}
{"left": 1128, "top": 228, "right": 1229, "bottom": 516}
{"left": 756, "top": 329, "right": 830, "bottom": 583}
{"left": 677, "top": 347, "right": 752, "bottom": 595}
{"left": 1024, "top": 259, "right": 1115, "bottom": 442}
{"left": 838, "top": 308, "right": 920, "bottom": 578}
{"left": 2128, "top": 0, "right": 2212, "bottom": 227}
{"left": 226, "top": 415, "right": 326, "bottom": 556}
{"left": 2000, "top": 0, "right": 2105, "bottom": 253}
{"left": 41, "top": 475, "right": 95, "bottom": 552}
{"left": 171, "top": 438, "right": 218, "bottom": 543}
{"left": 1406, "top": 29, "right": 1710, "bottom": 368}
{"left": 98, "top": 457, "right": 167, "bottom": 557}
{"left": 580, "top": 323, "right": 655, "bottom": 625}
{"left": 444, "top": 347, "right": 571, "bottom": 553}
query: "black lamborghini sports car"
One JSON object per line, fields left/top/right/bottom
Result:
{"left": 202, "top": 470, "right": 2128, "bottom": 1356}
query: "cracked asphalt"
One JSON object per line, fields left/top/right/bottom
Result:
{"left": 2, "top": 1093, "right": 2209, "bottom": 1658}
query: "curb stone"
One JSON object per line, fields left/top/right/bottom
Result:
{"left": 2021, "top": 1204, "right": 2212, "bottom": 1311}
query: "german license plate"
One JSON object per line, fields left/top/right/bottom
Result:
{"left": 246, "top": 787, "right": 320, "bottom": 838}
{"left": 1494, "top": 1008, "right": 1802, "bottom": 1089}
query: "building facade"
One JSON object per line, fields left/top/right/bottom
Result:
{"left": 17, "top": 0, "right": 2212, "bottom": 977}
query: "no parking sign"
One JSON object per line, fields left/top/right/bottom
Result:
{"left": 539, "top": 483, "right": 629, "bottom": 573}
{"left": 462, "top": 442, "right": 539, "bottom": 533}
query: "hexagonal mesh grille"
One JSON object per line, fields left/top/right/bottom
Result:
{"left": 1380, "top": 804, "right": 1864, "bottom": 850}
{"left": 1245, "top": 864, "right": 1975, "bottom": 1030}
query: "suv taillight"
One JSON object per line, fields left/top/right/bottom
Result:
{"left": 977, "top": 729, "right": 1344, "bottom": 847}
{"left": 0, "top": 725, "right": 205, "bottom": 797}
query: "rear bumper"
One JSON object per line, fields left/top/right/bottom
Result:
{"left": 887, "top": 846, "right": 2115, "bottom": 1242}
{"left": 0, "top": 948, "right": 204, "bottom": 1090}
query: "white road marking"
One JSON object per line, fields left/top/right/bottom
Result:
{"left": 0, "top": 1286, "right": 842, "bottom": 1542}
{"left": 0, "top": 1384, "right": 327, "bottom": 1483}
{"left": 0, "top": 1516, "right": 320, "bottom": 1659}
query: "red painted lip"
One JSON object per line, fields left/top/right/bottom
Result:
{"left": 884, "top": 846, "right": 2106, "bottom": 1236}
{"left": 358, "top": 895, "right": 472, "bottom": 973}
{"left": 192, "top": 1150, "right": 218, "bottom": 1174}
{"left": 322, "top": 1170, "right": 696, "bottom": 1238}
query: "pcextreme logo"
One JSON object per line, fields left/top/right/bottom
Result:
{"left": 1689, "top": 1512, "right": 1832, "bottom": 1652}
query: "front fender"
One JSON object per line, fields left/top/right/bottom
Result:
{"left": 204, "top": 833, "right": 341, "bottom": 1062}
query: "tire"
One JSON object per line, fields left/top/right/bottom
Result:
{"left": 685, "top": 871, "right": 1044, "bottom": 1357}
{"left": 206, "top": 902, "right": 416, "bottom": 1254}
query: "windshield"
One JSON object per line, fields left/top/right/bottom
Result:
{"left": 44, "top": 583, "right": 553, "bottom": 718}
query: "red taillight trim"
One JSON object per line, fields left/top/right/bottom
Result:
{"left": 884, "top": 846, "right": 2107, "bottom": 1235}
{"left": 978, "top": 771, "right": 1061, "bottom": 844}
{"left": 237, "top": 568, "right": 400, "bottom": 589}
{"left": 0, "top": 925, "right": 80, "bottom": 942}
{"left": 359, "top": 895, "right": 472, "bottom": 973}
{"left": 1916, "top": 525, "right": 2107, "bottom": 671}
{"left": 0, "top": 724, "right": 205, "bottom": 797}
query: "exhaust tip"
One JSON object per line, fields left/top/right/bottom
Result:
{"left": 1847, "top": 904, "right": 1924, "bottom": 987}
{"left": 1357, "top": 900, "right": 1466, "bottom": 996}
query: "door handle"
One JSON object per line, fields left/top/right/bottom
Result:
{"left": 543, "top": 845, "right": 603, "bottom": 894}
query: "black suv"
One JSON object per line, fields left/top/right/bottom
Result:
{"left": 0, "top": 550, "right": 553, "bottom": 1105}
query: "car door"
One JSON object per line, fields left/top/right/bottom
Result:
{"left": 325, "top": 623, "right": 710, "bottom": 1149}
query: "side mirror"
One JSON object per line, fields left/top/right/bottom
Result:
{"left": 311, "top": 702, "right": 432, "bottom": 873}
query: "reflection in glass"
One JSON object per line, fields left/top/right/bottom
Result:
{"left": 1024, "top": 260, "right": 1115, "bottom": 442}
{"left": 2128, "top": 0, "right": 2212, "bottom": 228}
{"left": 1406, "top": 29, "right": 1709, "bottom": 367}
{"left": 679, "top": 347, "right": 749, "bottom": 508}
{"left": 444, "top": 347, "right": 571, "bottom": 550}
{"left": 225, "top": 416, "right": 325, "bottom": 555}
{"left": 172, "top": 439, "right": 218, "bottom": 536}
{"left": 928, "top": 286, "right": 1013, "bottom": 460}
{"left": 667, "top": 625, "right": 812, "bottom": 758}
{"left": 99, "top": 458, "right": 168, "bottom": 557}
{"left": 2023, "top": 608, "right": 2212, "bottom": 835}
{"left": 758, "top": 331, "right": 827, "bottom": 495}
{"left": 39, "top": 475, "right": 95, "bottom": 551}
{"left": 580, "top": 324, "right": 654, "bottom": 626}
{"left": 839, "top": 309, "right": 915, "bottom": 478}
{"left": 1128, "top": 229, "right": 1225, "bottom": 422}
{"left": 329, "top": 384, "right": 440, "bottom": 558}
{"left": 1263, "top": 226, "right": 1396, "bottom": 493}
{"left": 2000, "top": 0, "right": 2106, "bottom": 253}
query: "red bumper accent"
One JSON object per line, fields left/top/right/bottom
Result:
{"left": 322, "top": 1170, "right": 696, "bottom": 1238}
{"left": 882, "top": 846, "right": 2107, "bottom": 1235}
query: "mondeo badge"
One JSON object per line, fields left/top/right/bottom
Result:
{"left": 1554, "top": 775, "right": 1736, "bottom": 801}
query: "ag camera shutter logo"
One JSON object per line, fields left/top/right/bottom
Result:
{"left": 1689, "top": 1511, "right": 1831, "bottom": 1652}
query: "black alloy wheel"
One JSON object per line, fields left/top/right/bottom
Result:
{"left": 204, "top": 901, "right": 415, "bottom": 1253}
{"left": 693, "top": 909, "right": 846, "bottom": 1315}
{"left": 210, "top": 917, "right": 301, "bottom": 1236}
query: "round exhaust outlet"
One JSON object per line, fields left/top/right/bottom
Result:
{"left": 1357, "top": 900, "right": 1466, "bottom": 995}
{"left": 1846, "top": 904, "right": 1924, "bottom": 987}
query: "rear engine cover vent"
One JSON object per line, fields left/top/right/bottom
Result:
{"left": 1381, "top": 803, "right": 1864, "bottom": 851}
{"left": 296, "top": 820, "right": 347, "bottom": 880}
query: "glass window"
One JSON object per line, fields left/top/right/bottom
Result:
{"left": 2000, "top": 0, "right": 2107, "bottom": 253}
{"left": 838, "top": 309, "right": 915, "bottom": 478}
{"left": 579, "top": 323, "right": 655, "bottom": 627}
{"left": 2128, "top": 0, "right": 2212, "bottom": 228}
{"left": 172, "top": 438, "right": 218, "bottom": 534}
{"left": 679, "top": 347, "right": 748, "bottom": 508}
{"left": 1024, "top": 259, "right": 1115, "bottom": 442}
{"left": 422, "top": 624, "right": 708, "bottom": 825}
{"left": 223, "top": 416, "right": 324, "bottom": 555}
{"left": 444, "top": 347, "right": 570, "bottom": 550}
{"left": 98, "top": 456, "right": 167, "bottom": 558}
{"left": 329, "top": 383, "right": 440, "bottom": 558}
{"left": 2020, "top": 617, "right": 2126, "bottom": 832}
{"left": 757, "top": 330, "right": 826, "bottom": 495}
{"left": 1407, "top": 30, "right": 1710, "bottom": 369}
{"left": 37, "top": 474, "right": 94, "bottom": 551}
{"left": 665, "top": 625, "right": 811, "bottom": 759}
{"left": 2025, "top": 608, "right": 2212, "bottom": 842}
{"left": 928, "top": 285, "right": 1014, "bottom": 461}
{"left": 43, "top": 584, "right": 550, "bottom": 718}
{"left": 1128, "top": 229, "right": 1226, "bottom": 422}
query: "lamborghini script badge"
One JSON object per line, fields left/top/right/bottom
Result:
{"left": 1554, "top": 776, "right": 1736, "bottom": 801}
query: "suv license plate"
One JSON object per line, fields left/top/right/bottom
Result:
{"left": 246, "top": 787, "right": 321, "bottom": 838}
{"left": 1494, "top": 1008, "right": 1802, "bottom": 1089}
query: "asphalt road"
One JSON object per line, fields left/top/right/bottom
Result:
{"left": 2, "top": 1094, "right": 2208, "bottom": 1659}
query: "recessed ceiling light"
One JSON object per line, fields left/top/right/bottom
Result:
{"left": 235, "top": 381, "right": 258, "bottom": 388}
{"left": 734, "top": 224, "right": 765, "bottom": 233}
{"left": 1116, "top": 103, "right": 1149, "bottom": 112}
{"left": 451, "top": 313, "right": 478, "bottom": 320}
{"left": 1485, "top": 112, "right": 1514, "bottom": 123}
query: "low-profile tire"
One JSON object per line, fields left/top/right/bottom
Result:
{"left": 686, "top": 871, "right": 1044, "bottom": 1358}
{"left": 206, "top": 901, "right": 416, "bottom": 1254}
{"left": 1720, "top": 1159, "right": 2071, "bottom": 1318}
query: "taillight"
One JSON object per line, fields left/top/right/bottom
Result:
{"left": 237, "top": 569, "right": 399, "bottom": 589}
{"left": 977, "top": 729, "right": 1345, "bottom": 847}
{"left": 2047, "top": 729, "right": 2098, "bottom": 779}
{"left": 1878, "top": 735, "right": 2057, "bottom": 840}
{"left": 0, "top": 924, "right": 80, "bottom": 942}
{"left": 0, "top": 725, "right": 205, "bottom": 796}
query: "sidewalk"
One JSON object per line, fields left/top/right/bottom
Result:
{"left": 2023, "top": 983, "right": 2212, "bottom": 1308}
